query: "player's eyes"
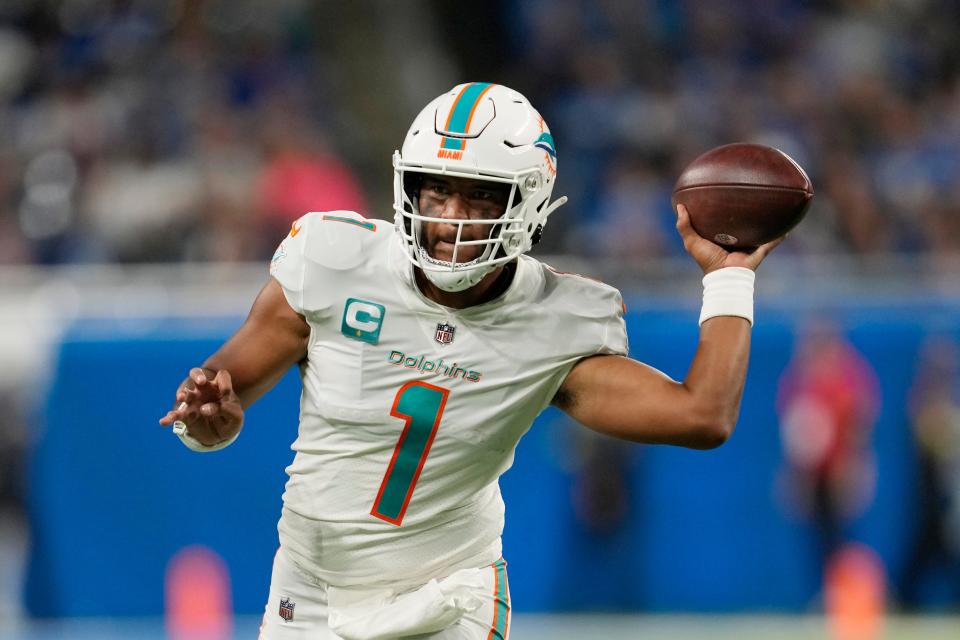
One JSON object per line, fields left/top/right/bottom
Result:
{"left": 473, "top": 190, "right": 506, "bottom": 204}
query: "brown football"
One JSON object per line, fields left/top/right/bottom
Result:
{"left": 672, "top": 143, "right": 813, "bottom": 250}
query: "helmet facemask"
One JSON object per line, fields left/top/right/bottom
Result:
{"left": 393, "top": 83, "right": 567, "bottom": 292}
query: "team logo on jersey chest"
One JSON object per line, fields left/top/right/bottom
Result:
{"left": 279, "top": 596, "right": 295, "bottom": 622}
{"left": 435, "top": 322, "right": 456, "bottom": 344}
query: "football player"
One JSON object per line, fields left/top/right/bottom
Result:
{"left": 160, "top": 83, "right": 781, "bottom": 639}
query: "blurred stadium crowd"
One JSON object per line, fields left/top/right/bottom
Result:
{"left": 2, "top": 0, "right": 960, "bottom": 623}
{"left": 0, "top": 0, "right": 957, "bottom": 267}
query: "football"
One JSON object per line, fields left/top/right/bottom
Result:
{"left": 672, "top": 143, "right": 813, "bottom": 250}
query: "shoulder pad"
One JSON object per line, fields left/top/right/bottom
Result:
{"left": 542, "top": 264, "right": 623, "bottom": 314}
{"left": 299, "top": 211, "right": 383, "bottom": 271}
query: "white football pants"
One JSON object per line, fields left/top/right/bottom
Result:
{"left": 258, "top": 547, "right": 511, "bottom": 640}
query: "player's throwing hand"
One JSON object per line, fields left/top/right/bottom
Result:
{"left": 676, "top": 204, "right": 784, "bottom": 274}
{"left": 159, "top": 367, "right": 244, "bottom": 446}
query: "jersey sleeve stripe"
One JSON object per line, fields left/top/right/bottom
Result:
{"left": 321, "top": 214, "right": 376, "bottom": 231}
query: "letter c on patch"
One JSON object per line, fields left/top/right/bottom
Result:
{"left": 346, "top": 301, "right": 381, "bottom": 332}
{"left": 340, "top": 298, "right": 386, "bottom": 344}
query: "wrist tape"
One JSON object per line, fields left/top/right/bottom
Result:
{"left": 699, "top": 267, "right": 755, "bottom": 326}
{"left": 173, "top": 420, "right": 239, "bottom": 453}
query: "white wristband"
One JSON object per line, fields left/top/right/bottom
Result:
{"left": 173, "top": 420, "right": 240, "bottom": 453}
{"left": 699, "top": 267, "right": 755, "bottom": 326}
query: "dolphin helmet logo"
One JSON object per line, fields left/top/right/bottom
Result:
{"left": 534, "top": 132, "right": 557, "bottom": 159}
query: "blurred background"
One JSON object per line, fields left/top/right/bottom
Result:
{"left": 1, "top": 0, "right": 959, "bottom": 638}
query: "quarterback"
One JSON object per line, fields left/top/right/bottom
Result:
{"left": 160, "top": 83, "right": 780, "bottom": 639}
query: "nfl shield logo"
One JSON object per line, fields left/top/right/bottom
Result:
{"left": 435, "top": 322, "right": 456, "bottom": 345}
{"left": 279, "top": 596, "right": 295, "bottom": 622}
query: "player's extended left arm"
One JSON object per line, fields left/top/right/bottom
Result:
{"left": 553, "top": 204, "right": 782, "bottom": 449}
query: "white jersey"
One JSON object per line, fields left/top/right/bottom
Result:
{"left": 269, "top": 211, "right": 628, "bottom": 589}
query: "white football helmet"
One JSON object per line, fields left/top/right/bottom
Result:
{"left": 393, "top": 83, "right": 567, "bottom": 292}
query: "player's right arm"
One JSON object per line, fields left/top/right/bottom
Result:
{"left": 158, "top": 278, "right": 310, "bottom": 446}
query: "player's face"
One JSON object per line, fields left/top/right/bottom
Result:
{"left": 418, "top": 176, "right": 510, "bottom": 263}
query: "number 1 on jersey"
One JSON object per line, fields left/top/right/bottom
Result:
{"left": 371, "top": 381, "right": 450, "bottom": 525}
